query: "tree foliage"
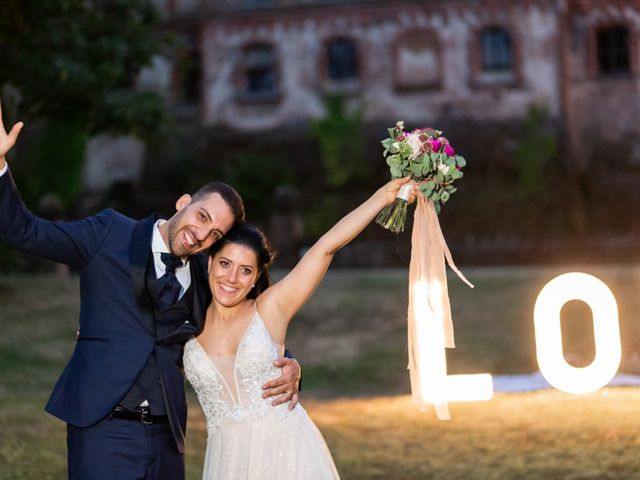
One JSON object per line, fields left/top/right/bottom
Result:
{"left": 310, "top": 94, "right": 368, "bottom": 188}
{"left": 0, "top": 0, "right": 172, "bottom": 218}
{"left": 515, "top": 104, "right": 558, "bottom": 197}
{"left": 0, "top": 0, "right": 169, "bottom": 136}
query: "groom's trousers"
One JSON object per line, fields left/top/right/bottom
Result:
{"left": 67, "top": 414, "right": 184, "bottom": 480}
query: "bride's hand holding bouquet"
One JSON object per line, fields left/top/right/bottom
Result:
{"left": 377, "top": 176, "right": 419, "bottom": 207}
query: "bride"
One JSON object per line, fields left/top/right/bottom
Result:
{"left": 184, "top": 178, "right": 415, "bottom": 479}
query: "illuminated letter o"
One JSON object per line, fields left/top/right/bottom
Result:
{"left": 534, "top": 272, "right": 621, "bottom": 395}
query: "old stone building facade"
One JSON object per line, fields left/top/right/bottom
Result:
{"left": 148, "top": 0, "right": 640, "bottom": 169}
{"left": 77, "top": 0, "right": 640, "bottom": 263}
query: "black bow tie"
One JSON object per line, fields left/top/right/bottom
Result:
{"left": 158, "top": 253, "right": 184, "bottom": 308}
{"left": 160, "top": 253, "right": 183, "bottom": 273}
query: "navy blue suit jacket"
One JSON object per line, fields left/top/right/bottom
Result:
{"left": 0, "top": 168, "right": 210, "bottom": 453}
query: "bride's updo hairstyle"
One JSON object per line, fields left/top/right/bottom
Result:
{"left": 208, "top": 222, "right": 276, "bottom": 299}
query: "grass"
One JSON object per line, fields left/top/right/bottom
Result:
{"left": 311, "top": 391, "right": 640, "bottom": 480}
{"left": 1, "top": 265, "right": 640, "bottom": 479}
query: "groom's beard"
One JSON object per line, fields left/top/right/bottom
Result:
{"left": 167, "top": 209, "right": 203, "bottom": 258}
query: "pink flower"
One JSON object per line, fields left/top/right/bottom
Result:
{"left": 429, "top": 138, "right": 442, "bottom": 152}
{"left": 444, "top": 144, "right": 455, "bottom": 156}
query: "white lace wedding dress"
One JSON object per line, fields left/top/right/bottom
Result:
{"left": 184, "top": 310, "right": 340, "bottom": 479}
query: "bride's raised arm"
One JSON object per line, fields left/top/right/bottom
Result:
{"left": 257, "top": 177, "right": 414, "bottom": 341}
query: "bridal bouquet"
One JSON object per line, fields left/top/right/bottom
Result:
{"left": 376, "top": 121, "right": 474, "bottom": 420}
{"left": 376, "top": 121, "right": 467, "bottom": 233}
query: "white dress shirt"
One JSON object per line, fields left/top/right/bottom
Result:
{"left": 152, "top": 220, "right": 191, "bottom": 298}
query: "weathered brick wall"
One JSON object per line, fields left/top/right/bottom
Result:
{"left": 200, "top": 0, "right": 561, "bottom": 131}
{"left": 150, "top": 0, "right": 639, "bottom": 168}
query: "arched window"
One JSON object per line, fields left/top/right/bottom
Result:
{"left": 480, "top": 27, "right": 513, "bottom": 71}
{"left": 327, "top": 38, "right": 358, "bottom": 80}
{"left": 597, "top": 25, "right": 630, "bottom": 75}
{"left": 242, "top": 43, "right": 278, "bottom": 98}
{"left": 173, "top": 32, "right": 201, "bottom": 104}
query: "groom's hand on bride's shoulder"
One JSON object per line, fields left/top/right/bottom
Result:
{"left": 262, "top": 356, "right": 301, "bottom": 410}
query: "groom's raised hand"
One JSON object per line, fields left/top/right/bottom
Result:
{"left": 0, "top": 99, "right": 24, "bottom": 169}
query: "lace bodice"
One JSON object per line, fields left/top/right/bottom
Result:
{"left": 184, "top": 311, "right": 291, "bottom": 431}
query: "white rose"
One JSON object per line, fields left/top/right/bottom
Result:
{"left": 405, "top": 133, "right": 422, "bottom": 159}
{"left": 437, "top": 162, "right": 450, "bottom": 175}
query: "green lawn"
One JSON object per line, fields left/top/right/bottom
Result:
{"left": 1, "top": 266, "right": 639, "bottom": 479}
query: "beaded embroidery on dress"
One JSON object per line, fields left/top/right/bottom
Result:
{"left": 184, "top": 310, "right": 340, "bottom": 479}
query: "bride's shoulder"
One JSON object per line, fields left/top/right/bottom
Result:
{"left": 254, "top": 293, "right": 276, "bottom": 321}
{"left": 254, "top": 293, "right": 288, "bottom": 340}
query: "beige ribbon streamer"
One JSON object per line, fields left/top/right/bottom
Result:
{"left": 407, "top": 198, "right": 474, "bottom": 419}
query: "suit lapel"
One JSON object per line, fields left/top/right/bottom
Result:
{"left": 190, "top": 254, "right": 211, "bottom": 336}
{"left": 129, "top": 214, "right": 159, "bottom": 336}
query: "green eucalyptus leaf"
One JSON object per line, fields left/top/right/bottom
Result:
{"left": 386, "top": 155, "right": 401, "bottom": 166}
{"left": 410, "top": 163, "right": 423, "bottom": 177}
{"left": 455, "top": 155, "right": 467, "bottom": 167}
{"left": 424, "top": 153, "right": 434, "bottom": 166}
{"left": 441, "top": 191, "right": 450, "bottom": 203}
{"left": 390, "top": 166, "right": 403, "bottom": 177}
{"left": 382, "top": 138, "right": 394, "bottom": 149}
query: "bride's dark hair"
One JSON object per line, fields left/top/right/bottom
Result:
{"left": 208, "top": 222, "right": 276, "bottom": 299}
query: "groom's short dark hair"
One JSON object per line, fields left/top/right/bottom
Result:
{"left": 192, "top": 182, "right": 245, "bottom": 223}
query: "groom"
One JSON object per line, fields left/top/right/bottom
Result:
{"left": 0, "top": 106, "right": 301, "bottom": 479}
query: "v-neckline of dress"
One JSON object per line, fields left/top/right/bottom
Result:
{"left": 193, "top": 311, "right": 259, "bottom": 405}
